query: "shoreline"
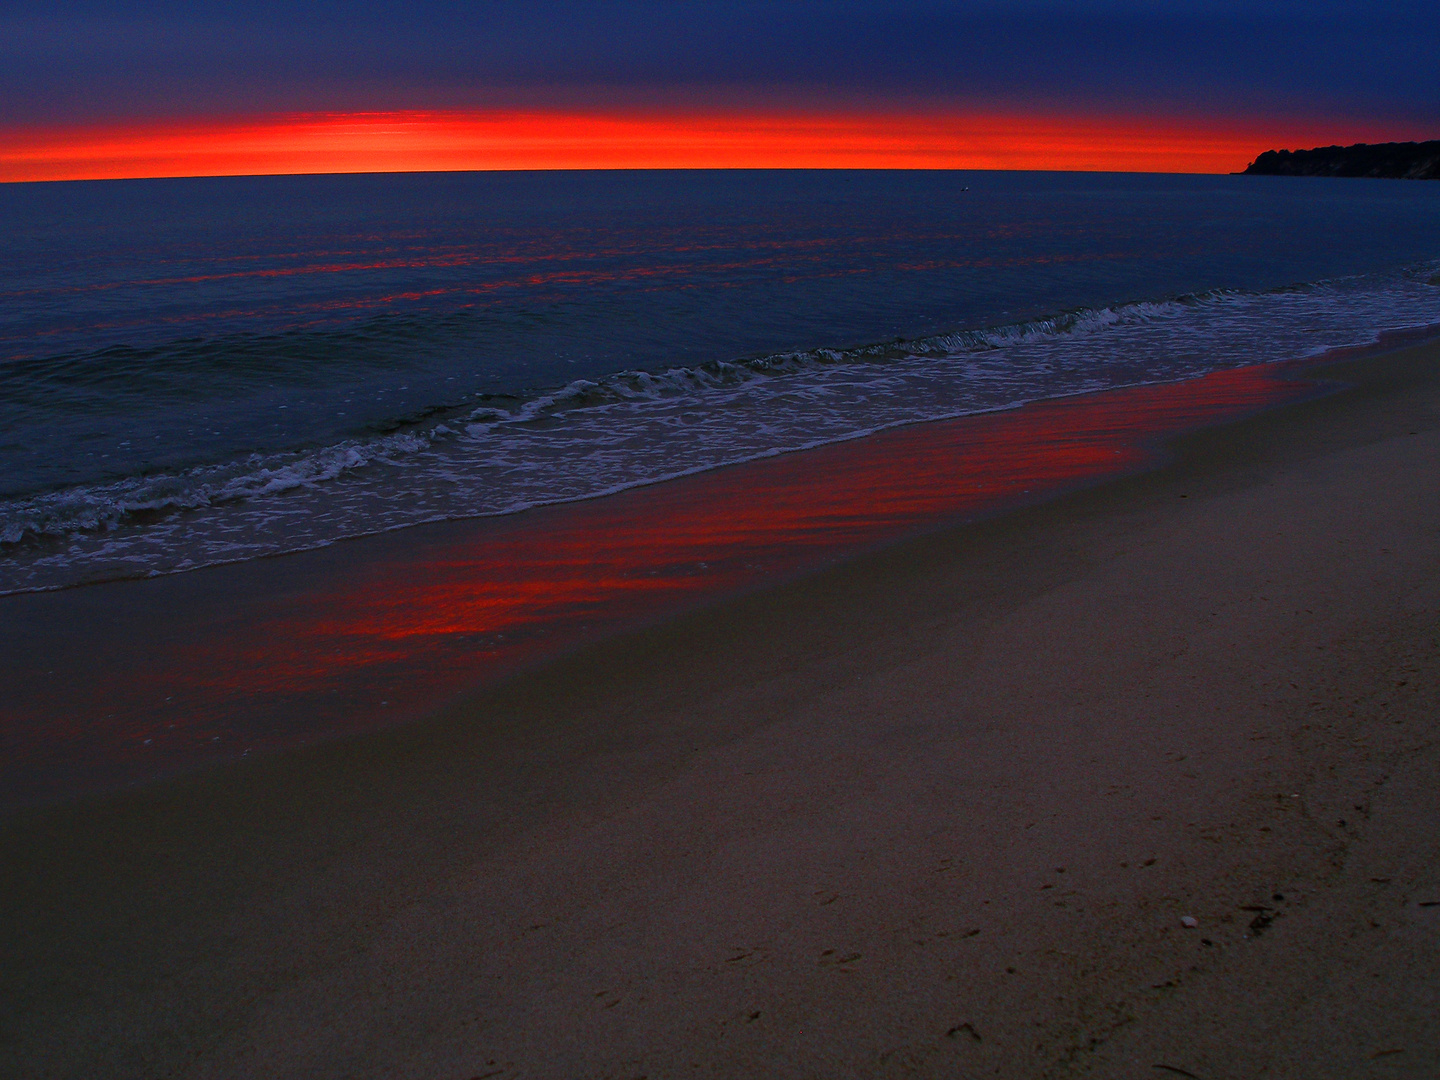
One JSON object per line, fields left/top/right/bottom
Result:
{"left": 3, "top": 338, "right": 1440, "bottom": 1076}
{"left": 0, "top": 357, "right": 1314, "bottom": 813}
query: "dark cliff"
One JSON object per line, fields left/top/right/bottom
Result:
{"left": 1244, "top": 141, "right": 1440, "bottom": 180}
{"left": 1243, "top": 140, "right": 1440, "bottom": 180}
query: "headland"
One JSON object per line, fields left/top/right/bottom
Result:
{"left": 1244, "top": 140, "right": 1440, "bottom": 179}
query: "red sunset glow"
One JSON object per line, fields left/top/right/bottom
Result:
{"left": 0, "top": 110, "right": 1385, "bottom": 183}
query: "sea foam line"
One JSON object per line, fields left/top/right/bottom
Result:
{"left": 2, "top": 264, "right": 1439, "bottom": 595}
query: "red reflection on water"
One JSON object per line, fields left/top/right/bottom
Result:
{"left": 0, "top": 363, "right": 1312, "bottom": 807}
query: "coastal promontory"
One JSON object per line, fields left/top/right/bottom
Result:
{"left": 1243, "top": 140, "right": 1440, "bottom": 179}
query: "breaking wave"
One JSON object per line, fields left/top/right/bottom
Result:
{"left": 3, "top": 263, "right": 1440, "bottom": 594}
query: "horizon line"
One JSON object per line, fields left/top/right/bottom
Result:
{"left": 4, "top": 164, "right": 1257, "bottom": 188}
{"left": 2, "top": 108, "right": 1400, "bottom": 185}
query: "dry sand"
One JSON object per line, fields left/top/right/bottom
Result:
{"left": 3, "top": 341, "right": 1440, "bottom": 1079}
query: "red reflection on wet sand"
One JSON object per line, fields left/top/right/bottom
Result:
{"left": 192, "top": 364, "right": 1305, "bottom": 698}
{"left": 0, "top": 363, "right": 1312, "bottom": 808}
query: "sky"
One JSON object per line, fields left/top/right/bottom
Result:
{"left": 2, "top": 0, "right": 1438, "bottom": 181}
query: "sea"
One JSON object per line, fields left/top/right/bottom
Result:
{"left": 4, "top": 168, "right": 1440, "bottom": 597}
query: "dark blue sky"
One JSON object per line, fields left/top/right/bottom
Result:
{"left": 3, "top": 1, "right": 1438, "bottom": 130}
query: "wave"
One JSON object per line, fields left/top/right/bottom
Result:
{"left": 0, "top": 309, "right": 476, "bottom": 405}
{"left": 3, "top": 263, "right": 1439, "bottom": 594}
{"left": 0, "top": 294, "right": 1220, "bottom": 546}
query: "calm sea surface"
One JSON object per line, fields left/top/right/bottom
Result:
{"left": 4, "top": 169, "right": 1440, "bottom": 594}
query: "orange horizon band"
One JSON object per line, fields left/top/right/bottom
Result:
{"left": 0, "top": 109, "right": 1387, "bottom": 184}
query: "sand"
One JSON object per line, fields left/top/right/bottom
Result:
{"left": 3, "top": 340, "right": 1439, "bottom": 1079}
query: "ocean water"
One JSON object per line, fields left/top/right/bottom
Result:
{"left": 4, "top": 169, "right": 1440, "bottom": 595}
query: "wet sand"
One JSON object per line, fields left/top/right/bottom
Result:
{"left": 0, "top": 362, "right": 1307, "bottom": 812}
{"left": 3, "top": 340, "right": 1440, "bottom": 1078}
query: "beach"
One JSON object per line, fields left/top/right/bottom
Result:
{"left": 3, "top": 337, "right": 1439, "bottom": 1078}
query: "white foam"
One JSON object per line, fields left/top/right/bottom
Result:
{"left": 3, "top": 264, "right": 1439, "bottom": 594}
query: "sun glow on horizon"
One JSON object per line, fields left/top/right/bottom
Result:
{"left": 0, "top": 109, "right": 1381, "bottom": 183}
